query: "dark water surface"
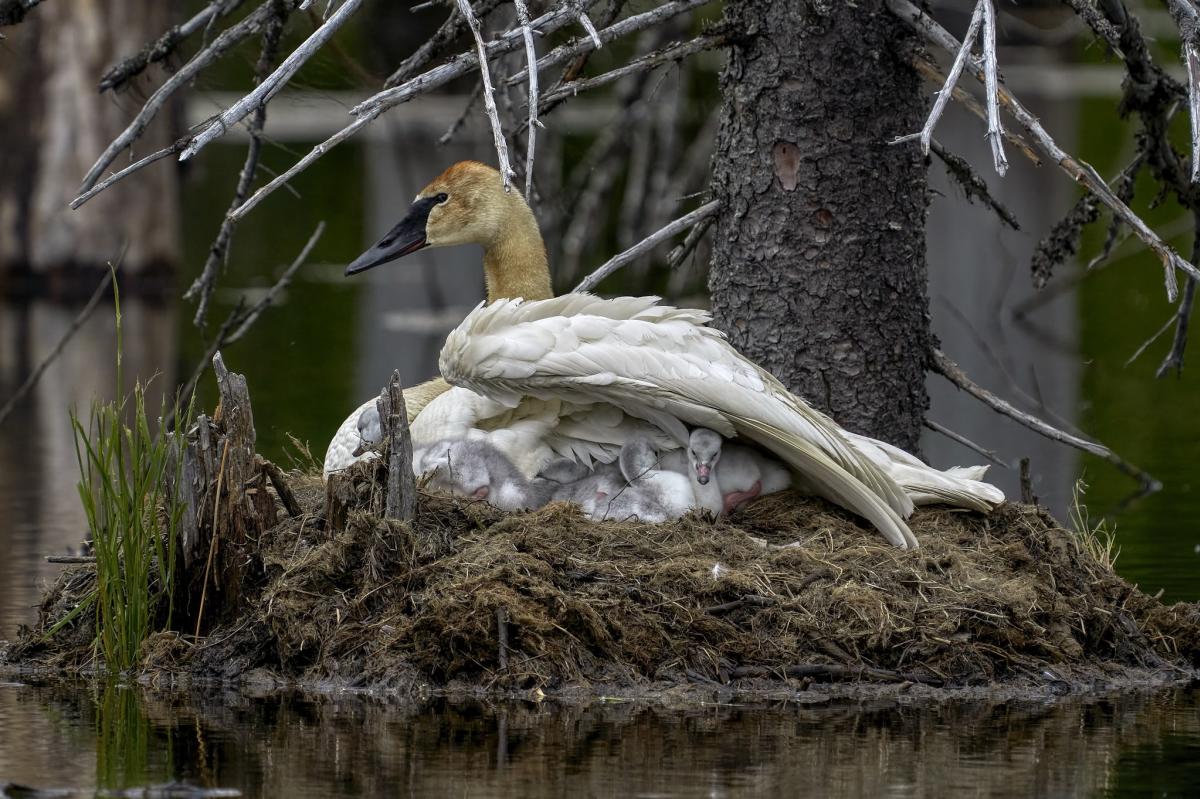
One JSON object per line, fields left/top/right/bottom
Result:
{"left": 0, "top": 682, "right": 1198, "bottom": 798}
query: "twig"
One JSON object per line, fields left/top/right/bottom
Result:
{"left": 703, "top": 595, "right": 774, "bottom": 616}
{"left": 979, "top": 0, "right": 1008, "bottom": 176}
{"left": 513, "top": 0, "right": 538, "bottom": 200}
{"left": 1019, "top": 457, "right": 1036, "bottom": 504}
{"left": 1126, "top": 313, "right": 1178, "bottom": 367}
{"left": 70, "top": 139, "right": 190, "bottom": 210}
{"left": 381, "top": 371, "right": 416, "bottom": 521}
{"left": 930, "top": 139, "right": 1019, "bottom": 230}
{"left": 98, "top": 0, "right": 249, "bottom": 93}
{"left": 383, "top": 0, "right": 504, "bottom": 89}
{"left": 186, "top": 3, "right": 289, "bottom": 328}
{"left": 437, "top": 81, "right": 483, "bottom": 147}
{"left": 172, "top": 222, "right": 324, "bottom": 410}
{"left": 893, "top": 0, "right": 983, "bottom": 157}
{"left": 0, "top": 271, "right": 113, "bottom": 429}
{"left": 226, "top": 220, "right": 324, "bottom": 342}
{"left": 81, "top": 0, "right": 282, "bottom": 192}
{"left": 930, "top": 347, "right": 1160, "bottom": 493}
{"left": 454, "top": 0, "right": 514, "bottom": 189}
{"left": 1167, "top": 0, "right": 1200, "bottom": 183}
{"left": 180, "top": 0, "right": 364, "bottom": 162}
{"left": 1157, "top": 276, "right": 1197, "bottom": 377}
{"left": 574, "top": 200, "right": 720, "bottom": 292}
{"left": 259, "top": 457, "right": 303, "bottom": 517}
{"left": 532, "top": 34, "right": 723, "bottom": 109}
{"left": 666, "top": 209, "right": 717, "bottom": 270}
{"left": 229, "top": 2, "right": 586, "bottom": 221}
{"left": 573, "top": 2, "right": 602, "bottom": 49}
{"left": 888, "top": 0, "right": 1198, "bottom": 301}
{"left": 922, "top": 419, "right": 1006, "bottom": 468}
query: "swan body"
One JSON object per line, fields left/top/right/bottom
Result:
{"left": 419, "top": 438, "right": 552, "bottom": 511}
{"left": 606, "top": 437, "right": 696, "bottom": 522}
{"left": 713, "top": 441, "right": 794, "bottom": 514}
{"left": 660, "top": 428, "right": 726, "bottom": 516}
{"left": 322, "top": 160, "right": 1005, "bottom": 548}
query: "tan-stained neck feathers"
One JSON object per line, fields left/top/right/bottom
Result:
{"left": 422, "top": 161, "right": 553, "bottom": 302}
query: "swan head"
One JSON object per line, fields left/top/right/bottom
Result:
{"left": 346, "top": 161, "right": 538, "bottom": 275}
{"left": 687, "top": 428, "right": 723, "bottom": 485}
{"left": 353, "top": 405, "right": 382, "bottom": 457}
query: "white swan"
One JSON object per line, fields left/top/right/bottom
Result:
{"left": 324, "top": 161, "right": 1005, "bottom": 548}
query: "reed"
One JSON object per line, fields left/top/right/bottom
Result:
{"left": 1069, "top": 479, "right": 1119, "bottom": 572}
{"left": 70, "top": 276, "right": 191, "bottom": 673}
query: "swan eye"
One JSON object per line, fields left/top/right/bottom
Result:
{"left": 435, "top": 192, "right": 449, "bottom": 204}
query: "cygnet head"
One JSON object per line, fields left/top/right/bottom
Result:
{"left": 687, "top": 428, "right": 723, "bottom": 485}
{"left": 424, "top": 440, "right": 493, "bottom": 500}
{"left": 343, "top": 161, "right": 551, "bottom": 302}
{"left": 353, "top": 406, "right": 383, "bottom": 458}
{"left": 618, "top": 436, "right": 660, "bottom": 483}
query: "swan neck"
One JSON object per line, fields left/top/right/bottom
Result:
{"left": 690, "top": 474, "right": 724, "bottom": 516}
{"left": 482, "top": 202, "right": 553, "bottom": 302}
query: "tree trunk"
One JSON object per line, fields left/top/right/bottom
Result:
{"left": 0, "top": 0, "right": 179, "bottom": 295}
{"left": 708, "top": 0, "right": 932, "bottom": 451}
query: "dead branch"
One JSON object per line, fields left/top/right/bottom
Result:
{"left": 513, "top": 0, "right": 539, "bottom": 200}
{"left": 534, "top": 33, "right": 723, "bottom": 108}
{"left": 228, "top": 3, "right": 584, "bottom": 221}
{"left": 930, "top": 347, "right": 1160, "bottom": 493}
{"left": 666, "top": 207, "right": 716, "bottom": 270}
{"left": 454, "top": 0, "right": 515, "bottom": 189}
{"left": 99, "top": 0, "right": 249, "bottom": 93}
{"left": 0, "top": 0, "right": 42, "bottom": 27}
{"left": 922, "top": 419, "right": 1006, "bottom": 468}
{"left": 1019, "top": 457, "right": 1036, "bottom": 505}
{"left": 1166, "top": 0, "right": 1200, "bottom": 184}
{"left": 180, "top": 0, "right": 363, "bottom": 162}
{"left": 1158, "top": 276, "right": 1197, "bottom": 377}
{"left": 979, "top": 0, "right": 1008, "bottom": 176}
{"left": 930, "top": 139, "right": 1019, "bottom": 230}
{"left": 0, "top": 271, "right": 113, "bottom": 430}
{"left": 572, "top": 2, "right": 602, "bottom": 48}
{"left": 384, "top": 0, "right": 504, "bottom": 89}
{"left": 889, "top": 0, "right": 1198, "bottom": 301}
{"left": 574, "top": 199, "right": 720, "bottom": 293}
{"left": 81, "top": 0, "right": 285, "bottom": 193}
{"left": 186, "top": 3, "right": 289, "bottom": 329}
{"left": 258, "top": 457, "right": 303, "bottom": 517}
{"left": 893, "top": 0, "right": 983, "bottom": 157}
{"left": 70, "top": 139, "right": 190, "bottom": 210}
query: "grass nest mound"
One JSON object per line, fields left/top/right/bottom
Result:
{"left": 11, "top": 461, "right": 1200, "bottom": 692}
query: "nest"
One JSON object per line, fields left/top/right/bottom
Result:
{"left": 9, "top": 460, "right": 1200, "bottom": 692}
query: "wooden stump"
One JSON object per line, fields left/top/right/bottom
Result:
{"left": 173, "top": 352, "right": 278, "bottom": 635}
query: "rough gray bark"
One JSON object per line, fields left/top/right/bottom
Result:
{"left": 708, "top": 0, "right": 932, "bottom": 451}
{"left": 0, "top": 0, "right": 179, "bottom": 289}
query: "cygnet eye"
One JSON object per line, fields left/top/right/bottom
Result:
{"left": 435, "top": 192, "right": 449, "bottom": 204}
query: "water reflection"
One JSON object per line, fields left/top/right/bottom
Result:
{"left": 0, "top": 683, "right": 1197, "bottom": 798}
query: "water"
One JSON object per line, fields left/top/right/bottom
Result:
{"left": 0, "top": 682, "right": 1197, "bottom": 798}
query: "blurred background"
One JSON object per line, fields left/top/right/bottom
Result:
{"left": 0, "top": 0, "right": 1197, "bottom": 642}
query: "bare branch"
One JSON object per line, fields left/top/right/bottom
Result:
{"left": 930, "top": 139, "right": 1019, "bottom": 230}
{"left": 0, "top": 0, "right": 43, "bottom": 27}
{"left": 533, "top": 34, "right": 724, "bottom": 108}
{"left": 70, "top": 139, "right": 188, "bottom": 210}
{"left": 666, "top": 205, "right": 717, "bottom": 270}
{"left": 81, "top": 0, "right": 282, "bottom": 192}
{"left": 226, "top": 221, "right": 325, "bottom": 343}
{"left": 1157, "top": 276, "right": 1197, "bottom": 377}
{"left": 513, "top": 0, "right": 538, "bottom": 201}
{"left": 452, "top": 0, "right": 513, "bottom": 189}
{"left": 180, "top": 0, "right": 364, "bottom": 162}
{"left": 232, "top": 0, "right": 709, "bottom": 221}
{"left": 186, "top": 5, "right": 289, "bottom": 329}
{"left": 99, "top": 0, "right": 249, "bottom": 93}
{"left": 930, "top": 348, "right": 1160, "bottom": 493}
{"left": 574, "top": 5, "right": 602, "bottom": 48}
{"left": 0, "top": 271, "right": 112, "bottom": 430}
{"left": 574, "top": 200, "right": 720, "bottom": 293}
{"left": 922, "top": 419, "right": 1006, "bottom": 468}
{"left": 893, "top": 0, "right": 983, "bottom": 157}
{"left": 384, "top": 0, "right": 504, "bottom": 89}
{"left": 1166, "top": 0, "right": 1200, "bottom": 184}
{"left": 979, "top": 0, "right": 1008, "bottom": 176}
{"left": 888, "top": 0, "right": 1198, "bottom": 301}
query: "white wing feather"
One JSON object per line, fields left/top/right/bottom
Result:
{"left": 439, "top": 295, "right": 924, "bottom": 548}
